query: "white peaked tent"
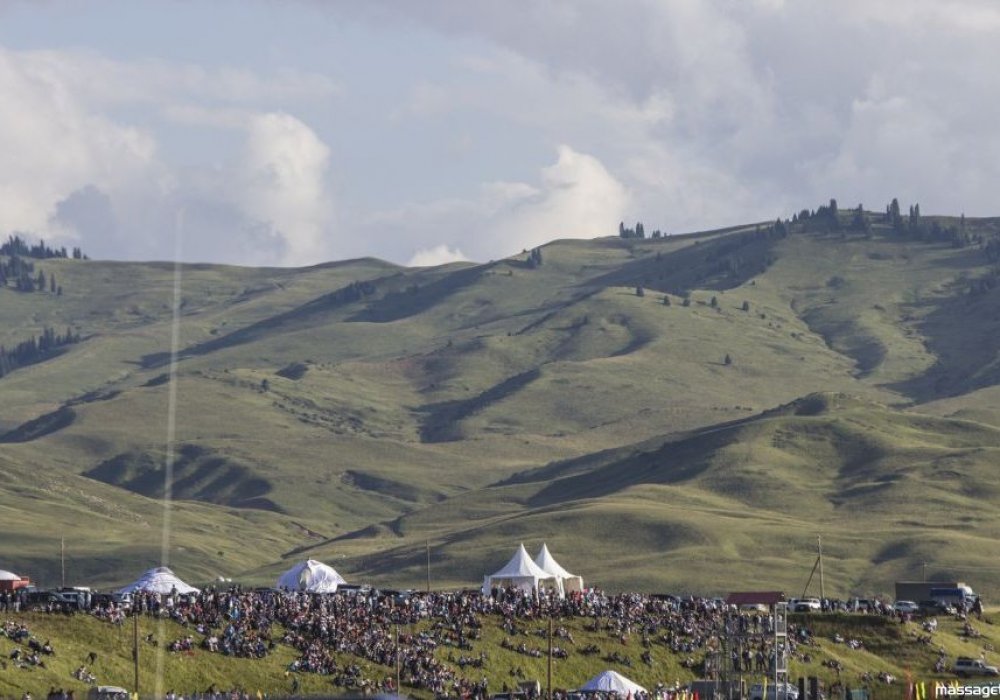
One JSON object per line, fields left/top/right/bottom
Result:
{"left": 580, "top": 670, "right": 647, "bottom": 696}
{"left": 277, "top": 559, "right": 346, "bottom": 593}
{"left": 482, "top": 544, "right": 563, "bottom": 597}
{"left": 0, "top": 569, "right": 21, "bottom": 581}
{"left": 118, "top": 566, "right": 199, "bottom": 595}
{"left": 533, "top": 544, "right": 584, "bottom": 594}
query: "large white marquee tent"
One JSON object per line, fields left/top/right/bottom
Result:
{"left": 118, "top": 566, "right": 200, "bottom": 595}
{"left": 482, "top": 544, "right": 563, "bottom": 596}
{"left": 276, "top": 559, "right": 346, "bottom": 593}
{"left": 533, "top": 543, "right": 584, "bottom": 594}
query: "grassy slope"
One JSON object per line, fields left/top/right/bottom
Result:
{"left": 2, "top": 213, "right": 1000, "bottom": 597}
{"left": 0, "top": 453, "right": 304, "bottom": 588}
{"left": 0, "top": 611, "right": 997, "bottom": 699}
{"left": 296, "top": 394, "right": 1000, "bottom": 597}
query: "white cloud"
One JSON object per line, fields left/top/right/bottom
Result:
{"left": 484, "top": 145, "right": 629, "bottom": 254}
{"left": 407, "top": 244, "right": 469, "bottom": 267}
{"left": 0, "top": 46, "right": 159, "bottom": 243}
{"left": 332, "top": 0, "right": 1000, "bottom": 225}
{"left": 0, "top": 43, "right": 338, "bottom": 265}
{"left": 8, "top": 2, "right": 1000, "bottom": 266}
{"left": 237, "top": 112, "right": 333, "bottom": 266}
{"left": 11, "top": 48, "right": 339, "bottom": 109}
{"left": 367, "top": 146, "right": 629, "bottom": 263}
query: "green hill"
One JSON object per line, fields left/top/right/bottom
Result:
{"left": 2, "top": 206, "right": 1000, "bottom": 596}
{"left": 0, "top": 609, "right": 997, "bottom": 700}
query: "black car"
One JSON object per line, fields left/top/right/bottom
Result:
{"left": 918, "top": 599, "right": 956, "bottom": 615}
{"left": 26, "top": 590, "right": 83, "bottom": 609}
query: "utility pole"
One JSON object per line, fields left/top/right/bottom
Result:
{"left": 426, "top": 541, "right": 431, "bottom": 593}
{"left": 547, "top": 616, "right": 553, "bottom": 700}
{"left": 133, "top": 609, "right": 140, "bottom": 696}
{"left": 818, "top": 535, "right": 825, "bottom": 602}
{"left": 61, "top": 538, "right": 66, "bottom": 589}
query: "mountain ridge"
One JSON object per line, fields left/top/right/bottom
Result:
{"left": 3, "top": 206, "right": 1000, "bottom": 596}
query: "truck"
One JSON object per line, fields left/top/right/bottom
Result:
{"left": 894, "top": 581, "right": 978, "bottom": 607}
{"left": 930, "top": 587, "right": 977, "bottom": 609}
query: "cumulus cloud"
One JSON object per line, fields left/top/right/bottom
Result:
{"left": 237, "top": 112, "right": 333, "bottom": 266}
{"left": 331, "top": 0, "right": 1000, "bottom": 227}
{"left": 369, "top": 146, "right": 628, "bottom": 263}
{"left": 0, "top": 46, "right": 158, "bottom": 242}
{"left": 0, "top": 43, "right": 338, "bottom": 265}
{"left": 8, "top": 2, "right": 1000, "bottom": 267}
{"left": 484, "top": 145, "right": 629, "bottom": 254}
{"left": 407, "top": 244, "right": 469, "bottom": 267}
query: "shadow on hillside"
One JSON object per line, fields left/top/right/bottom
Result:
{"left": 340, "top": 469, "right": 446, "bottom": 504}
{"left": 141, "top": 264, "right": 487, "bottom": 369}
{"left": 523, "top": 430, "right": 725, "bottom": 508}
{"left": 346, "top": 264, "right": 487, "bottom": 323}
{"left": 0, "top": 406, "right": 77, "bottom": 443}
{"left": 418, "top": 369, "right": 540, "bottom": 442}
{"left": 141, "top": 277, "right": 389, "bottom": 368}
{"left": 798, "top": 310, "right": 888, "bottom": 377}
{"left": 84, "top": 444, "right": 283, "bottom": 512}
{"left": 583, "top": 228, "right": 780, "bottom": 296}
{"left": 887, "top": 272, "right": 1000, "bottom": 401}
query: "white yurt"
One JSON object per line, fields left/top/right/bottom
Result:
{"left": 0, "top": 568, "right": 27, "bottom": 591}
{"left": 580, "top": 670, "right": 647, "bottom": 696}
{"left": 482, "top": 544, "right": 562, "bottom": 597}
{"left": 118, "top": 566, "right": 199, "bottom": 595}
{"left": 534, "top": 543, "right": 584, "bottom": 593}
{"left": 276, "top": 559, "right": 346, "bottom": 593}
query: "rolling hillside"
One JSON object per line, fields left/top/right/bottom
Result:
{"left": 2, "top": 205, "right": 1000, "bottom": 596}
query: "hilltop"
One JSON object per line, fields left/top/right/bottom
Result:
{"left": 2, "top": 203, "right": 1000, "bottom": 596}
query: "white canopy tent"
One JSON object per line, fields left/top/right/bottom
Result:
{"left": 533, "top": 543, "right": 584, "bottom": 594}
{"left": 277, "top": 559, "right": 346, "bottom": 593}
{"left": 118, "top": 567, "right": 199, "bottom": 595}
{"left": 482, "top": 544, "right": 563, "bottom": 597}
{"left": 0, "top": 569, "right": 21, "bottom": 581}
{"left": 580, "top": 670, "right": 647, "bottom": 696}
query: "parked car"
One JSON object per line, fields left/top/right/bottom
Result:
{"left": 26, "top": 590, "right": 84, "bottom": 609}
{"left": 893, "top": 600, "right": 920, "bottom": 614}
{"left": 954, "top": 657, "right": 1000, "bottom": 677}
{"left": 787, "top": 597, "right": 821, "bottom": 613}
{"left": 918, "top": 599, "right": 956, "bottom": 615}
{"left": 86, "top": 686, "right": 129, "bottom": 700}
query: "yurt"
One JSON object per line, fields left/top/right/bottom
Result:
{"left": 118, "top": 566, "right": 199, "bottom": 595}
{"left": 580, "top": 670, "right": 647, "bottom": 696}
{"left": 276, "top": 560, "right": 346, "bottom": 593}
{"left": 0, "top": 569, "right": 29, "bottom": 592}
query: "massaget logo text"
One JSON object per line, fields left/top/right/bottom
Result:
{"left": 916, "top": 680, "right": 1000, "bottom": 697}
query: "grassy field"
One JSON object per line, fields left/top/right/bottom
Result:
{"left": 2, "top": 208, "right": 1000, "bottom": 599}
{"left": 0, "top": 609, "right": 997, "bottom": 699}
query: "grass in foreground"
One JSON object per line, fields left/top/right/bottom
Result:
{"left": 0, "top": 609, "right": 998, "bottom": 698}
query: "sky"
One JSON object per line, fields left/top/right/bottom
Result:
{"left": 2, "top": 0, "right": 1000, "bottom": 267}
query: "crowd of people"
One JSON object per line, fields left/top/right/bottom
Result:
{"left": 0, "top": 585, "right": 990, "bottom": 699}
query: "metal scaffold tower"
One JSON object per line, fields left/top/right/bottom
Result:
{"left": 774, "top": 601, "right": 790, "bottom": 696}
{"left": 717, "top": 599, "right": 791, "bottom": 700}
